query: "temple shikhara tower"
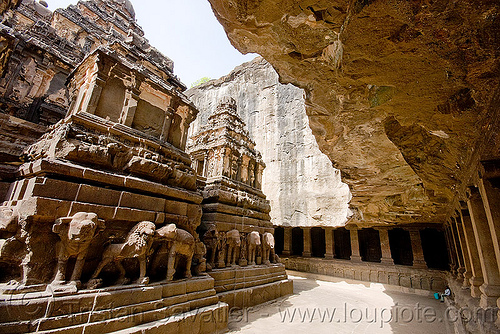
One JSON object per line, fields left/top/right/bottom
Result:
{"left": 188, "top": 96, "right": 291, "bottom": 306}
{"left": 188, "top": 97, "right": 271, "bottom": 234}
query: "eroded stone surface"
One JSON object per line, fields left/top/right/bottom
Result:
{"left": 188, "top": 58, "right": 351, "bottom": 227}
{"left": 207, "top": 0, "right": 500, "bottom": 225}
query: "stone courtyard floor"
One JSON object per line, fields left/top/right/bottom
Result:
{"left": 228, "top": 270, "right": 455, "bottom": 333}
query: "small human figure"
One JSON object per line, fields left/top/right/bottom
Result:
{"left": 440, "top": 286, "right": 451, "bottom": 302}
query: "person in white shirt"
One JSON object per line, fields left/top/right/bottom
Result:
{"left": 440, "top": 286, "right": 451, "bottom": 302}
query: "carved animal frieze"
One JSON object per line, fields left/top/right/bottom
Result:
{"left": 0, "top": 209, "right": 22, "bottom": 283}
{"left": 202, "top": 224, "right": 219, "bottom": 270}
{"left": 191, "top": 241, "right": 207, "bottom": 276}
{"left": 152, "top": 223, "right": 195, "bottom": 281}
{"left": 262, "top": 232, "right": 275, "bottom": 265}
{"left": 0, "top": 214, "right": 55, "bottom": 287}
{"left": 185, "top": 204, "right": 203, "bottom": 237}
{"left": 0, "top": 208, "right": 18, "bottom": 236}
{"left": 88, "top": 221, "right": 156, "bottom": 288}
{"left": 225, "top": 229, "right": 240, "bottom": 267}
{"left": 247, "top": 231, "right": 261, "bottom": 266}
{"left": 51, "top": 212, "right": 105, "bottom": 289}
{"left": 217, "top": 232, "right": 227, "bottom": 269}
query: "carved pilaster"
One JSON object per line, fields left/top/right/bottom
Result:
{"left": 325, "top": 227, "right": 334, "bottom": 260}
{"left": 377, "top": 227, "right": 394, "bottom": 265}
{"left": 302, "top": 227, "right": 311, "bottom": 258}
{"left": 119, "top": 89, "right": 140, "bottom": 127}
{"left": 449, "top": 218, "right": 465, "bottom": 282}
{"left": 467, "top": 187, "right": 500, "bottom": 308}
{"left": 179, "top": 107, "right": 197, "bottom": 150}
{"left": 248, "top": 159, "right": 256, "bottom": 187}
{"left": 160, "top": 107, "right": 175, "bottom": 142}
{"left": 477, "top": 175, "right": 500, "bottom": 283}
{"left": 349, "top": 227, "right": 362, "bottom": 262}
{"left": 282, "top": 226, "right": 292, "bottom": 256}
{"left": 455, "top": 214, "right": 473, "bottom": 289}
{"left": 460, "top": 206, "right": 484, "bottom": 298}
{"left": 79, "top": 74, "right": 106, "bottom": 115}
{"left": 408, "top": 229, "right": 427, "bottom": 269}
{"left": 222, "top": 148, "right": 232, "bottom": 178}
{"left": 255, "top": 164, "right": 264, "bottom": 189}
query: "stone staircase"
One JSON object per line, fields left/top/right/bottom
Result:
{"left": 208, "top": 263, "right": 293, "bottom": 308}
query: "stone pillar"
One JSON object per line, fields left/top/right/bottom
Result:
{"left": 408, "top": 229, "right": 427, "bottom": 269}
{"left": 349, "top": 228, "right": 362, "bottom": 262}
{"left": 450, "top": 219, "right": 466, "bottom": 281}
{"left": 477, "top": 176, "right": 500, "bottom": 281}
{"left": 119, "top": 89, "right": 140, "bottom": 127}
{"left": 178, "top": 107, "right": 196, "bottom": 151}
{"left": 460, "top": 207, "right": 484, "bottom": 298}
{"left": 159, "top": 107, "right": 174, "bottom": 141}
{"left": 478, "top": 166, "right": 500, "bottom": 318}
{"left": 71, "top": 82, "right": 88, "bottom": 115}
{"left": 378, "top": 228, "right": 394, "bottom": 265}
{"left": 180, "top": 119, "right": 190, "bottom": 151}
{"left": 444, "top": 226, "right": 458, "bottom": 275}
{"left": 325, "top": 227, "right": 334, "bottom": 260}
{"left": 455, "top": 215, "right": 473, "bottom": 289}
{"left": 302, "top": 227, "right": 311, "bottom": 258}
{"left": 282, "top": 227, "right": 292, "bottom": 256}
{"left": 202, "top": 154, "right": 208, "bottom": 177}
{"left": 467, "top": 187, "right": 500, "bottom": 308}
{"left": 79, "top": 74, "right": 105, "bottom": 115}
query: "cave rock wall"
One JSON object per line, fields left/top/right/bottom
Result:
{"left": 187, "top": 57, "right": 351, "bottom": 228}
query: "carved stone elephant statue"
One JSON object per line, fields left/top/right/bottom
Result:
{"left": 202, "top": 224, "right": 219, "bottom": 270}
{"left": 191, "top": 241, "right": 207, "bottom": 275}
{"left": 52, "top": 212, "right": 105, "bottom": 288}
{"left": 225, "top": 229, "right": 240, "bottom": 266}
{"left": 247, "top": 231, "right": 261, "bottom": 265}
{"left": 216, "top": 232, "right": 227, "bottom": 268}
{"left": 262, "top": 232, "right": 275, "bottom": 265}
{"left": 0, "top": 208, "right": 18, "bottom": 262}
{"left": 0, "top": 208, "right": 17, "bottom": 235}
{"left": 89, "top": 221, "right": 156, "bottom": 288}
{"left": 154, "top": 224, "right": 195, "bottom": 281}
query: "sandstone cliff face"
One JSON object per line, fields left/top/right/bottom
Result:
{"left": 187, "top": 57, "right": 351, "bottom": 227}
{"left": 207, "top": 0, "right": 500, "bottom": 225}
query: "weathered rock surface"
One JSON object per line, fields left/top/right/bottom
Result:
{"left": 0, "top": 113, "right": 45, "bottom": 198}
{"left": 207, "top": 0, "right": 500, "bottom": 225}
{"left": 187, "top": 58, "right": 351, "bottom": 227}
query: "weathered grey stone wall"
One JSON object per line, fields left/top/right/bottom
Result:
{"left": 187, "top": 57, "right": 351, "bottom": 228}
